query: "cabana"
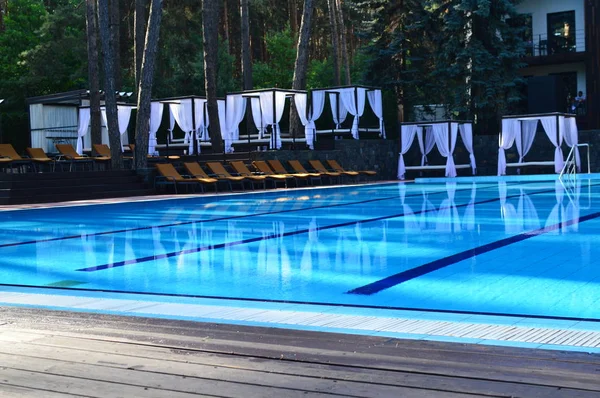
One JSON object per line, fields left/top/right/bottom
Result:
{"left": 312, "top": 85, "right": 386, "bottom": 146}
{"left": 397, "top": 120, "right": 476, "bottom": 180}
{"left": 497, "top": 112, "right": 579, "bottom": 176}
{"left": 156, "top": 95, "right": 223, "bottom": 155}
{"left": 27, "top": 90, "right": 135, "bottom": 154}
{"left": 231, "top": 88, "right": 307, "bottom": 151}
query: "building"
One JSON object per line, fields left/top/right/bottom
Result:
{"left": 515, "top": 0, "right": 599, "bottom": 130}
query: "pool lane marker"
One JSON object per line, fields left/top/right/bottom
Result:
{"left": 0, "top": 183, "right": 488, "bottom": 250}
{"left": 76, "top": 185, "right": 558, "bottom": 272}
{"left": 348, "top": 210, "right": 600, "bottom": 296}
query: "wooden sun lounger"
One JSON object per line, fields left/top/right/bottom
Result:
{"left": 25, "top": 147, "right": 56, "bottom": 172}
{"left": 327, "top": 160, "right": 376, "bottom": 180}
{"left": 56, "top": 143, "right": 108, "bottom": 171}
{"left": 183, "top": 161, "right": 243, "bottom": 192}
{"left": 252, "top": 161, "right": 298, "bottom": 188}
{"left": 155, "top": 163, "right": 218, "bottom": 194}
{"left": 288, "top": 160, "right": 324, "bottom": 185}
{"left": 229, "top": 161, "right": 273, "bottom": 189}
{"left": 0, "top": 144, "right": 33, "bottom": 172}
{"left": 308, "top": 160, "right": 345, "bottom": 184}
{"left": 205, "top": 162, "right": 250, "bottom": 191}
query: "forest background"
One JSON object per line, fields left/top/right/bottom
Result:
{"left": 0, "top": 0, "right": 527, "bottom": 153}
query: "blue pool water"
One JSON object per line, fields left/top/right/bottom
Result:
{"left": 1, "top": 178, "right": 599, "bottom": 322}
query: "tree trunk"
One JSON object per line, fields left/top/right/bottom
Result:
{"left": 289, "top": 0, "right": 314, "bottom": 138}
{"left": 0, "top": 0, "right": 6, "bottom": 33}
{"left": 327, "top": 0, "right": 340, "bottom": 85}
{"left": 336, "top": 0, "right": 351, "bottom": 85}
{"left": 134, "top": 0, "right": 148, "bottom": 88}
{"left": 222, "top": 0, "right": 230, "bottom": 46}
{"left": 109, "top": 0, "right": 121, "bottom": 89}
{"left": 98, "top": 0, "right": 124, "bottom": 168}
{"left": 240, "top": 0, "right": 252, "bottom": 90}
{"left": 86, "top": 0, "right": 102, "bottom": 146}
{"left": 134, "top": 0, "right": 163, "bottom": 170}
{"left": 289, "top": 0, "right": 298, "bottom": 38}
{"left": 202, "top": 0, "right": 223, "bottom": 153}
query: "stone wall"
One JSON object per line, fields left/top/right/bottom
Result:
{"left": 251, "top": 139, "right": 398, "bottom": 180}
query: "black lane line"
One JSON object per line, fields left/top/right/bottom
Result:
{"left": 347, "top": 210, "right": 600, "bottom": 296}
{"left": 0, "top": 184, "right": 494, "bottom": 250}
{"left": 2, "top": 281, "right": 600, "bottom": 323}
{"left": 76, "top": 185, "right": 557, "bottom": 272}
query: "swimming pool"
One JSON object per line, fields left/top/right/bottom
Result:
{"left": 1, "top": 178, "right": 600, "bottom": 349}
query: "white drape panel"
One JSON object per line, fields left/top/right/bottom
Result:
{"left": 498, "top": 119, "right": 519, "bottom": 175}
{"left": 294, "top": 92, "right": 325, "bottom": 150}
{"left": 193, "top": 99, "right": 209, "bottom": 141}
{"left": 458, "top": 123, "right": 476, "bottom": 174}
{"left": 218, "top": 95, "right": 247, "bottom": 153}
{"left": 101, "top": 105, "right": 133, "bottom": 151}
{"left": 170, "top": 99, "right": 194, "bottom": 154}
{"left": 259, "top": 91, "right": 286, "bottom": 149}
{"left": 539, "top": 116, "right": 564, "bottom": 173}
{"left": 76, "top": 107, "right": 91, "bottom": 155}
{"left": 250, "top": 97, "right": 266, "bottom": 138}
{"left": 367, "top": 89, "right": 386, "bottom": 138}
{"left": 417, "top": 127, "right": 436, "bottom": 166}
{"left": 397, "top": 125, "right": 418, "bottom": 180}
{"left": 340, "top": 87, "right": 367, "bottom": 139}
{"left": 329, "top": 93, "right": 348, "bottom": 128}
{"left": 515, "top": 119, "right": 537, "bottom": 163}
{"left": 148, "top": 102, "right": 164, "bottom": 155}
{"left": 563, "top": 116, "right": 581, "bottom": 170}
{"left": 432, "top": 123, "right": 457, "bottom": 177}
{"left": 168, "top": 106, "right": 176, "bottom": 142}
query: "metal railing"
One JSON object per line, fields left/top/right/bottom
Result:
{"left": 524, "top": 29, "right": 585, "bottom": 57}
{"left": 559, "top": 143, "right": 590, "bottom": 184}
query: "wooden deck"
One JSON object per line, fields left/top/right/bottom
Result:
{"left": 0, "top": 307, "right": 599, "bottom": 397}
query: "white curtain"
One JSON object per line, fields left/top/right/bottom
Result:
{"left": 515, "top": 119, "right": 538, "bottom": 163}
{"left": 539, "top": 116, "right": 564, "bottom": 173}
{"left": 250, "top": 97, "right": 266, "bottom": 138}
{"left": 194, "top": 99, "right": 209, "bottom": 142}
{"left": 218, "top": 95, "right": 247, "bottom": 153}
{"left": 148, "top": 102, "right": 164, "bottom": 155}
{"left": 329, "top": 92, "right": 348, "bottom": 128}
{"left": 432, "top": 123, "right": 458, "bottom": 177}
{"left": 417, "top": 126, "right": 436, "bottom": 166}
{"left": 168, "top": 106, "right": 176, "bottom": 142}
{"left": 498, "top": 119, "right": 519, "bottom": 175}
{"left": 458, "top": 123, "right": 476, "bottom": 174}
{"left": 259, "top": 91, "right": 286, "bottom": 149}
{"left": 397, "top": 125, "right": 418, "bottom": 179}
{"left": 101, "top": 105, "right": 134, "bottom": 151}
{"left": 367, "top": 89, "right": 386, "bottom": 138}
{"left": 340, "top": 87, "right": 367, "bottom": 139}
{"left": 76, "top": 107, "right": 91, "bottom": 155}
{"left": 294, "top": 92, "right": 325, "bottom": 150}
{"left": 170, "top": 99, "right": 194, "bottom": 154}
{"left": 563, "top": 116, "right": 581, "bottom": 171}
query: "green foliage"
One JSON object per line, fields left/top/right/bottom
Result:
{"left": 253, "top": 27, "right": 295, "bottom": 88}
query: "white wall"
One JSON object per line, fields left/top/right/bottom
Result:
{"left": 516, "top": 0, "right": 585, "bottom": 52}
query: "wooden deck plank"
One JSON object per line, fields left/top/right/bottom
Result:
{"left": 0, "top": 383, "right": 86, "bottom": 398}
{"left": 0, "top": 340, "right": 593, "bottom": 398}
{"left": 2, "top": 307, "right": 600, "bottom": 397}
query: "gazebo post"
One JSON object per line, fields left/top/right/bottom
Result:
{"left": 202, "top": 102, "right": 207, "bottom": 154}
{"left": 354, "top": 86, "right": 359, "bottom": 139}
{"left": 272, "top": 90, "right": 276, "bottom": 150}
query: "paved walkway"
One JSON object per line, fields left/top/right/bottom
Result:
{"left": 1, "top": 307, "right": 599, "bottom": 397}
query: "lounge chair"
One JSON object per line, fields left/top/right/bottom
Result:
{"left": 205, "top": 161, "right": 250, "bottom": 191}
{"left": 0, "top": 143, "right": 33, "bottom": 172}
{"left": 288, "top": 160, "right": 325, "bottom": 185}
{"left": 266, "top": 159, "right": 317, "bottom": 185}
{"left": 252, "top": 160, "right": 297, "bottom": 187}
{"left": 25, "top": 147, "right": 56, "bottom": 172}
{"left": 327, "top": 159, "right": 376, "bottom": 180}
{"left": 308, "top": 160, "right": 343, "bottom": 184}
{"left": 183, "top": 161, "right": 242, "bottom": 192}
{"left": 155, "top": 163, "right": 218, "bottom": 194}
{"left": 228, "top": 161, "right": 272, "bottom": 189}
{"left": 55, "top": 143, "right": 107, "bottom": 171}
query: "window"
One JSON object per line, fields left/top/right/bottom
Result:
{"left": 547, "top": 11, "right": 576, "bottom": 54}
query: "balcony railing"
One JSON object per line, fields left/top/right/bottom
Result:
{"left": 524, "top": 29, "right": 585, "bottom": 57}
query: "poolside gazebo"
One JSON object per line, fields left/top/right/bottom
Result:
{"left": 498, "top": 112, "right": 580, "bottom": 176}
{"left": 397, "top": 120, "right": 476, "bottom": 180}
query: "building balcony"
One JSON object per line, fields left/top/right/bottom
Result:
{"left": 523, "top": 29, "right": 586, "bottom": 64}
